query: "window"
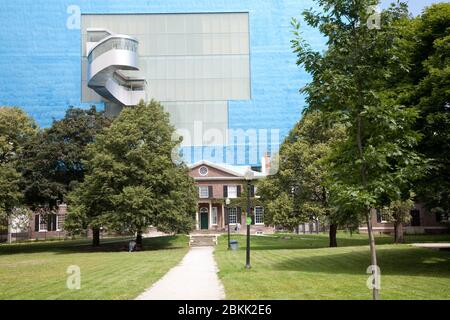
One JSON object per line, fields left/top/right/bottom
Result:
{"left": 199, "top": 166, "right": 208, "bottom": 176}
{"left": 411, "top": 210, "right": 421, "bottom": 227}
{"left": 255, "top": 207, "right": 264, "bottom": 225}
{"left": 212, "top": 207, "right": 218, "bottom": 225}
{"left": 56, "top": 215, "right": 64, "bottom": 231}
{"left": 376, "top": 209, "right": 382, "bottom": 223}
{"left": 39, "top": 214, "right": 47, "bottom": 232}
{"left": 199, "top": 186, "right": 209, "bottom": 199}
{"left": 381, "top": 210, "right": 389, "bottom": 223}
{"left": 437, "top": 213, "right": 449, "bottom": 223}
{"left": 376, "top": 209, "right": 389, "bottom": 223}
{"left": 253, "top": 186, "right": 260, "bottom": 198}
{"left": 228, "top": 208, "right": 237, "bottom": 224}
{"left": 228, "top": 185, "right": 237, "bottom": 199}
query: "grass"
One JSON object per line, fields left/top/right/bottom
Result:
{"left": 215, "top": 232, "right": 450, "bottom": 300}
{"left": 0, "top": 235, "right": 189, "bottom": 300}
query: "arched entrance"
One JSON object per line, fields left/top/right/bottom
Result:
{"left": 200, "top": 207, "right": 209, "bottom": 230}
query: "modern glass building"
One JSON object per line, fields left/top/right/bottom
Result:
{"left": 0, "top": 0, "right": 324, "bottom": 166}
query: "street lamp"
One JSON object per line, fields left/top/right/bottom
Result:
{"left": 244, "top": 169, "right": 255, "bottom": 269}
{"left": 225, "top": 198, "right": 231, "bottom": 250}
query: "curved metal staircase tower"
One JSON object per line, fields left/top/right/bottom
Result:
{"left": 86, "top": 28, "right": 146, "bottom": 107}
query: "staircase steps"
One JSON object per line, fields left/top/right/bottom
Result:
{"left": 189, "top": 235, "right": 218, "bottom": 247}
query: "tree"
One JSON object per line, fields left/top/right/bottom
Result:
{"left": 66, "top": 101, "right": 197, "bottom": 247}
{"left": 291, "top": 1, "right": 425, "bottom": 299}
{"left": 258, "top": 111, "right": 346, "bottom": 247}
{"left": 19, "top": 106, "right": 111, "bottom": 209}
{"left": 0, "top": 107, "right": 38, "bottom": 165}
{"left": 0, "top": 107, "right": 37, "bottom": 242}
{"left": 0, "top": 164, "right": 22, "bottom": 242}
{"left": 403, "top": 3, "right": 450, "bottom": 218}
{"left": 382, "top": 198, "right": 414, "bottom": 243}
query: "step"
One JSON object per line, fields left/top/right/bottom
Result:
{"left": 189, "top": 235, "right": 218, "bottom": 247}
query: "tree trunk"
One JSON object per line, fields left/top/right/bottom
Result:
{"left": 394, "top": 221, "right": 404, "bottom": 244}
{"left": 92, "top": 227, "right": 100, "bottom": 247}
{"left": 329, "top": 224, "right": 338, "bottom": 247}
{"left": 7, "top": 215, "right": 12, "bottom": 244}
{"left": 357, "top": 116, "right": 380, "bottom": 300}
{"left": 366, "top": 211, "right": 380, "bottom": 300}
{"left": 136, "top": 230, "right": 143, "bottom": 250}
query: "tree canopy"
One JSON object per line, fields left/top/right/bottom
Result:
{"left": 291, "top": 0, "right": 429, "bottom": 299}
{"left": 0, "top": 107, "right": 37, "bottom": 165}
{"left": 0, "top": 107, "right": 37, "bottom": 221}
{"left": 258, "top": 111, "right": 347, "bottom": 246}
{"left": 19, "top": 106, "right": 110, "bottom": 208}
{"left": 405, "top": 3, "right": 450, "bottom": 216}
{"left": 65, "top": 101, "right": 197, "bottom": 246}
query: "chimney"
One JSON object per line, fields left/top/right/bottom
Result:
{"left": 261, "top": 153, "right": 271, "bottom": 176}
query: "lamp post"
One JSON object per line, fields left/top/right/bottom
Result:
{"left": 225, "top": 198, "right": 231, "bottom": 250}
{"left": 244, "top": 169, "right": 254, "bottom": 269}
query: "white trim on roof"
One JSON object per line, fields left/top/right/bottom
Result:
{"left": 193, "top": 176, "right": 264, "bottom": 181}
{"left": 189, "top": 160, "right": 266, "bottom": 178}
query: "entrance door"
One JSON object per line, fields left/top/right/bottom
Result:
{"left": 200, "top": 208, "right": 209, "bottom": 230}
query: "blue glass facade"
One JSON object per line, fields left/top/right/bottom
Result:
{"left": 0, "top": 0, "right": 325, "bottom": 165}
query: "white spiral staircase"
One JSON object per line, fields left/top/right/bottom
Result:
{"left": 86, "top": 28, "right": 146, "bottom": 107}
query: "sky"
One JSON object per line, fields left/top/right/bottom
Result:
{"left": 381, "top": 0, "right": 450, "bottom": 16}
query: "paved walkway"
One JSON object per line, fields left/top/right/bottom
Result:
{"left": 135, "top": 247, "right": 226, "bottom": 300}
{"left": 412, "top": 243, "right": 450, "bottom": 250}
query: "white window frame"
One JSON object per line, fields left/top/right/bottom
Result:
{"left": 38, "top": 214, "right": 47, "bottom": 232}
{"left": 199, "top": 186, "right": 209, "bottom": 199}
{"left": 228, "top": 207, "right": 238, "bottom": 225}
{"left": 56, "top": 215, "right": 64, "bottom": 231}
{"left": 211, "top": 207, "right": 218, "bottom": 226}
{"left": 253, "top": 186, "right": 260, "bottom": 198}
{"left": 199, "top": 166, "right": 208, "bottom": 176}
{"left": 381, "top": 210, "right": 389, "bottom": 224}
{"left": 227, "top": 185, "right": 238, "bottom": 199}
{"left": 255, "top": 206, "right": 264, "bottom": 225}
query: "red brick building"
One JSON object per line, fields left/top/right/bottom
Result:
{"left": 189, "top": 160, "right": 274, "bottom": 234}
{"left": 360, "top": 204, "right": 449, "bottom": 235}
{"left": 29, "top": 204, "right": 68, "bottom": 240}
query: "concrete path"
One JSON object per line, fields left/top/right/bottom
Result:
{"left": 135, "top": 247, "right": 226, "bottom": 300}
{"left": 412, "top": 243, "right": 450, "bottom": 250}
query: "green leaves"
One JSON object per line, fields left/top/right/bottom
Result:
{"left": 18, "top": 106, "right": 110, "bottom": 208}
{"left": 0, "top": 107, "right": 37, "bottom": 165}
{"left": 258, "top": 111, "right": 346, "bottom": 229}
{"left": 401, "top": 3, "right": 450, "bottom": 215}
{"left": 66, "top": 101, "right": 197, "bottom": 237}
{"left": 0, "top": 163, "right": 22, "bottom": 219}
{"left": 291, "top": 0, "right": 428, "bottom": 223}
{"left": 0, "top": 107, "right": 36, "bottom": 218}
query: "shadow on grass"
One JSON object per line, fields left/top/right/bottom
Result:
{"left": 0, "top": 235, "right": 188, "bottom": 255}
{"left": 221, "top": 233, "right": 450, "bottom": 251}
{"left": 271, "top": 246, "right": 450, "bottom": 277}
{"left": 221, "top": 234, "right": 394, "bottom": 251}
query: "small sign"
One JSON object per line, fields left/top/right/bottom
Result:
{"left": 246, "top": 216, "right": 252, "bottom": 226}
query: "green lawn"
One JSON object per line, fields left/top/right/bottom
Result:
{"left": 0, "top": 236, "right": 189, "bottom": 300}
{"left": 215, "top": 232, "right": 450, "bottom": 300}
